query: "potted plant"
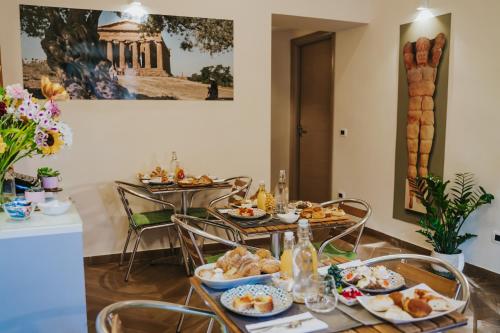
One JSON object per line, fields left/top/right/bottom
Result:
{"left": 411, "top": 173, "right": 494, "bottom": 276}
{"left": 38, "top": 167, "right": 61, "bottom": 190}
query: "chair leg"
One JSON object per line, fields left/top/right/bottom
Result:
{"left": 125, "top": 230, "right": 143, "bottom": 282}
{"left": 353, "top": 224, "right": 366, "bottom": 252}
{"left": 166, "top": 226, "right": 175, "bottom": 256}
{"left": 176, "top": 286, "right": 194, "bottom": 333}
{"left": 206, "top": 318, "right": 214, "bottom": 333}
{"left": 120, "top": 228, "right": 133, "bottom": 266}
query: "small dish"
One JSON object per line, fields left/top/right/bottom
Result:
{"left": 338, "top": 286, "right": 364, "bottom": 306}
{"left": 228, "top": 208, "right": 266, "bottom": 219}
{"left": 277, "top": 212, "right": 299, "bottom": 224}
{"left": 3, "top": 199, "right": 34, "bottom": 221}
{"left": 37, "top": 199, "right": 71, "bottom": 216}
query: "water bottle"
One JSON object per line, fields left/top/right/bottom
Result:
{"left": 274, "top": 170, "right": 289, "bottom": 214}
{"left": 292, "top": 219, "right": 318, "bottom": 303}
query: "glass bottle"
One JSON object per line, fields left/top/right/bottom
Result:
{"left": 169, "top": 151, "right": 178, "bottom": 179}
{"left": 256, "top": 181, "right": 267, "bottom": 210}
{"left": 292, "top": 219, "right": 318, "bottom": 303}
{"left": 274, "top": 170, "right": 289, "bottom": 214}
{"left": 280, "top": 231, "right": 295, "bottom": 280}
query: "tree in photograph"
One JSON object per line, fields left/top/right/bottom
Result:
{"left": 189, "top": 65, "right": 233, "bottom": 87}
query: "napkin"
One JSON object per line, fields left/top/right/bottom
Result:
{"left": 245, "top": 312, "right": 328, "bottom": 333}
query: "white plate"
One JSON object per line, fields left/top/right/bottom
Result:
{"left": 357, "top": 283, "right": 466, "bottom": 324}
{"left": 227, "top": 208, "right": 267, "bottom": 219}
{"left": 338, "top": 286, "right": 364, "bottom": 306}
{"left": 220, "top": 284, "right": 293, "bottom": 317}
{"left": 195, "top": 263, "right": 276, "bottom": 290}
{"left": 340, "top": 266, "right": 405, "bottom": 293}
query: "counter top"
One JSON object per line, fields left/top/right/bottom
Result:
{"left": 0, "top": 205, "right": 82, "bottom": 239}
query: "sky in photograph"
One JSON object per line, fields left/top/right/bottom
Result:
{"left": 21, "top": 9, "right": 233, "bottom": 77}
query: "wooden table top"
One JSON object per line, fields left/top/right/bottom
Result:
{"left": 143, "top": 181, "right": 232, "bottom": 194}
{"left": 189, "top": 256, "right": 468, "bottom": 333}
{"left": 207, "top": 207, "right": 356, "bottom": 235}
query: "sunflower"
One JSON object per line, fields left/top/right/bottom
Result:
{"left": 41, "top": 76, "right": 69, "bottom": 101}
{"left": 0, "top": 135, "right": 6, "bottom": 154}
{"left": 41, "top": 130, "right": 64, "bottom": 155}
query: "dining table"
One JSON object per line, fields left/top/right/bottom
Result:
{"left": 208, "top": 206, "right": 356, "bottom": 258}
{"left": 189, "top": 256, "right": 468, "bottom": 333}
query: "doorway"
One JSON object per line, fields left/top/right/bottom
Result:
{"left": 290, "top": 32, "right": 334, "bottom": 202}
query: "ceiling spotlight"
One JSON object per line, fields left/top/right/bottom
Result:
{"left": 417, "top": 0, "right": 430, "bottom": 11}
{"left": 124, "top": 1, "right": 148, "bottom": 21}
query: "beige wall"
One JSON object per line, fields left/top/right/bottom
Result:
{"left": 334, "top": 0, "right": 500, "bottom": 273}
{"left": 1, "top": 0, "right": 371, "bottom": 257}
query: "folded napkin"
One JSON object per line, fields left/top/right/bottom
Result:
{"left": 246, "top": 312, "right": 328, "bottom": 333}
{"left": 317, "top": 259, "right": 363, "bottom": 275}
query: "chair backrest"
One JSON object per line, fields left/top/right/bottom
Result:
{"left": 96, "top": 300, "right": 227, "bottom": 333}
{"left": 318, "top": 198, "right": 372, "bottom": 255}
{"left": 209, "top": 176, "right": 252, "bottom": 207}
{"left": 171, "top": 214, "right": 241, "bottom": 268}
{"left": 115, "top": 181, "right": 176, "bottom": 229}
{"left": 362, "top": 254, "right": 470, "bottom": 312}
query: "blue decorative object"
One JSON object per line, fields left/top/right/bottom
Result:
{"left": 3, "top": 198, "right": 34, "bottom": 220}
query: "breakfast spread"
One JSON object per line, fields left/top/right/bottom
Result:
{"left": 233, "top": 294, "right": 274, "bottom": 313}
{"left": 299, "top": 206, "right": 346, "bottom": 220}
{"left": 342, "top": 265, "right": 402, "bottom": 291}
{"left": 178, "top": 175, "right": 213, "bottom": 187}
{"left": 197, "top": 247, "right": 280, "bottom": 281}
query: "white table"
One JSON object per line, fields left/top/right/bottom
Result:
{"left": 0, "top": 205, "right": 87, "bottom": 333}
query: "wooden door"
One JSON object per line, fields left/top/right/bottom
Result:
{"left": 291, "top": 33, "right": 333, "bottom": 202}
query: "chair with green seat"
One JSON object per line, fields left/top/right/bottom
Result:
{"left": 115, "top": 181, "right": 178, "bottom": 282}
{"left": 316, "top": 198, "right": 372, "bottom": 261}
{"left": 171, "top": 214, "right": 260, "bottom": 333}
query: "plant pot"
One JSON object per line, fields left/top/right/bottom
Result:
{"left": 41, "top": 176, "right": 59, "bottom": 189}
{"left": 431, "top": 250, "right": 464, "bottom": 278}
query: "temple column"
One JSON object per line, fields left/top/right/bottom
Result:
{"left": 106, "top": 41, "right": 113, "bottom": 62}
{"left": 155, "top": 41, "right": 163, "bottom": 70}
{"left": 143, "top": 41, "right": 151, "bottom": 69}
{"left": 131, "top": 41, "right": 139, "bottom": 69}
{"left": 119, "top": 41, "right": 126, "bottom": 69}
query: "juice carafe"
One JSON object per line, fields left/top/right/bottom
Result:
{"left": 257, "top": 181, "right": 267, "bottom": 210}
{"left": 280, "top": 231, "right": 294, "bottom": 280}
{"left": 292, "top": 219, "right": 318, "bottom": 303}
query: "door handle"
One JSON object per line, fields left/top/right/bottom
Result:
{"left": 298, "top": 125, "right": 308, "bottom": 137}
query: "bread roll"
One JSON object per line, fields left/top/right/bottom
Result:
{"left": 254, "top": 295, "right": 273, "bottom": 313}
{"left": 233, "top": 294, "right": 254, "bottom": 311}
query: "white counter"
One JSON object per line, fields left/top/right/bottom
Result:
{"left": 0, "top": 205, "right": 87, "bottom": 333}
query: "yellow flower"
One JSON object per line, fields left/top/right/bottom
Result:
{"left": 0, "top": 136, "right": 6, "bottom": 154}
{"left": 41, "top": 130, "right": 64, "bottom": 155}
{"left": 41, "top": 76, "right": 69, "bottom": 101}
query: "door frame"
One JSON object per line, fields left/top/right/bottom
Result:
{"left": 289, "top": 31, "right": 335, "bottom": 200}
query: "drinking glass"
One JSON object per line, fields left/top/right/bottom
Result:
{"left": 304, "top": 275, "right": 338, "bottom": 313}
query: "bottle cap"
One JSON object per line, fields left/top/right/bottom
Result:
{"left": 284, "top": 231, "right": 294, "bottom": 240}
{"left": 298, "top": 219, "right": 309, "bottom": 227}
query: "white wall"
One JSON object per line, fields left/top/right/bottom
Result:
{"left": 333, "top": 0, "right": 500, "bottom": 273}
{"left": 0, "top": 0, "right": 371, "bottom": 257}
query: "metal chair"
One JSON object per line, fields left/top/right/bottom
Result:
{"left": 317, "top": 198, "right": 372, "bottom": 257}
{"left": 115, "top": 181, "right": 177, "bottom": 282}
{"left": 171, "top": 214, "right": 259, "bottom": 333}
{"left": 362, "top": 253, "right": 470, "bottom": 312}
{"left": 95, "top": 300, "right": 227, "bottom": 333}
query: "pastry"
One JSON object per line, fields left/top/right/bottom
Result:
{"left": 233, "top": 294, "right": 254, "bottom": 311}
{"left": 259, "top": 258, "right": 281, "bottom": 274}
{"left": 384, "top": 305, "right": 414, "bottom": 321}
{"left": 389, "top": 291, "right": 404, "bottom": 308}
{"left": 255, "top": 249, "right": 271, "bottom": 259}
{"left": 198, "top": 269, "right": 214, "bottom": 279}
{"left": 254, "top": 295, "right": 274, "bottom": 313}
{"left": 369, "top": 295, "right": 394, "bottom": 312}
{"left": 403, "top": 298, "right": 432, "bottom": 318}
{"left": 312, "top": 207, "right": 325, "bottom": 219}
{"left": 300, "top": 208, "right": 313, "bottom": 219}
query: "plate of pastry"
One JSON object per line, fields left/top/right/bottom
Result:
{"left": 195, "top": 247, "right": 281, "bottom": 290}
{"left": 299, "top": 206, "right": 346, "bottom": 221}
{"left": 340, "top": 265, "right": 405, "bottom": 293}
{"left": 178, "top": 175, "right": 213, "bottom": 187}
{"left": 220, "top": 284, "right": 293, "bottom": 317}
{"left": 357, "top": 283, "right": 466, "bottom": 324}
{"left": 227, "top": 207, "right": 267, "bottom": 219}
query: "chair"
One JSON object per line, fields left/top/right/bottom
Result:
{"left": 171, "top": 214, "right": 259, "bottom": 333}
{"left": 317, "top": 198, "right": 372, "bottom": 259}
{"left": 115, "top": 181, "right": 177, "bottom": 282}
{"left": 362, "top": 253, "right": 470, "bottom": 312}
{"left": 95, "top": 300, "right": 227, "bottom": 333}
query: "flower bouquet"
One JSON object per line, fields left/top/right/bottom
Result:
{"left": 0, "top": 77, "right": 72, "bottom": 201}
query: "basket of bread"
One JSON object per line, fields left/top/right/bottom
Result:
{"left": 299, "top": 205, "right": 347, "bottom": 222}
{"left": 357, "top": 283, "right": 466, "bottom": 324}
{"left": 195, "top": 247, "right": 280, "bottom": 290}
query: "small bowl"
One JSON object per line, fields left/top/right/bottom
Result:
{"left": 3, "top": 200, "right": 34, "bottom": 221}
{"left": 37, "top": 200, "right": 71, "bottom": 216}
{"left": 277, "top": 212, "right": 299, "bottom": 224}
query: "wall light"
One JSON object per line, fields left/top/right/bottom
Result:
{"left": 124, "top": 1, "right": 148, "bottom": 22}
{"left": 415, "top": 0, "right": 434, "bottom": 21}
{"left": 417, "top": 0, "right": 429, "bottom": 11}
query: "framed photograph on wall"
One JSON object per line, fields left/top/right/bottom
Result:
{"left": 20, "top": 5, "right": 233, "bottom": 100}
{"left": 393, "top": 13, "right": 451, "bottom": 223}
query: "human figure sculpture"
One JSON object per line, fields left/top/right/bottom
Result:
{"left": 404, "top": 33, "right": 446, "bottom": 180}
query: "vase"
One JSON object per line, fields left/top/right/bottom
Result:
{"left": 41, "top": 176, "right": 59, "bottom": 190}
{"left": 430, "top": 250, "right": 465, "bottom": 278}
{"left": 0, "top": 168, "right": 16, "bottom": 205}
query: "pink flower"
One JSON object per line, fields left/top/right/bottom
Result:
{"left": 44, "top": 100, "right": 61, "bottom": 118}
{"left": 5, "top": 84, "right": 29, "bottom": 100}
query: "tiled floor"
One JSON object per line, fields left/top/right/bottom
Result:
{"left": 85, "top": 233, "right": 500, "bottom": 332}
